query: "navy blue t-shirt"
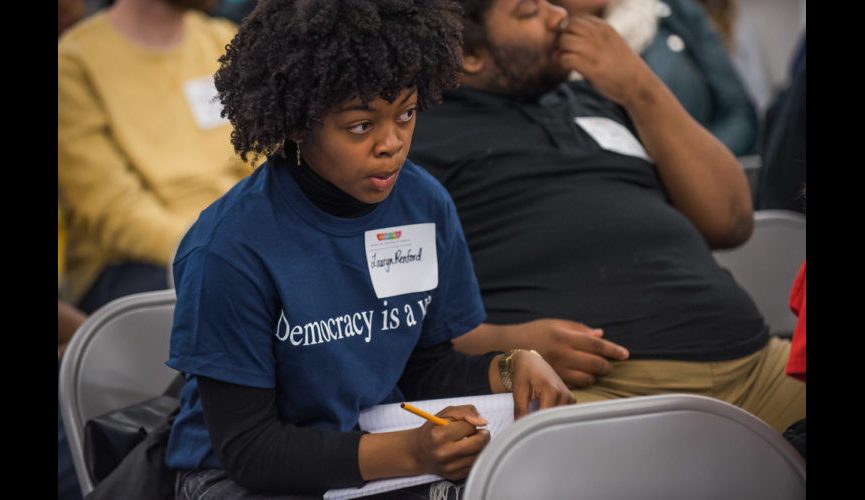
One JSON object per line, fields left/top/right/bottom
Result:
{"left": 165, "top": 158, "right": 486, "bottom": 470}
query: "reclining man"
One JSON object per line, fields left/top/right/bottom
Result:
{"left": 410, "top": 0, "right": 804, "bottom": 432}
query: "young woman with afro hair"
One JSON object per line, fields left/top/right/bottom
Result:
{"left": 164, "top": 1, "right": 574, "bottom": 498}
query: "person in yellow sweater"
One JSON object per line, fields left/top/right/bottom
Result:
{"left": 58, "top": 0, "right": 250, "bottom": 314}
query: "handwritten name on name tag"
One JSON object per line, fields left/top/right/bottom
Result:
{"left": 365, "top": 223, "right": 438, "bottom": 298}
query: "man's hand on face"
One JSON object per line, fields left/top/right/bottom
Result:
{"left": 556, "top": 15, "right": 658, "bottom": 107}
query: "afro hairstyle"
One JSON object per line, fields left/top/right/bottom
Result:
{"left": 215, "top": 0, "right": 464, "bottom": 162}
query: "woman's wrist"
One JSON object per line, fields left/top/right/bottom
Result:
{"left": 358, "top": 429, "right": 423, "bottom": 480}
{"left": 498, "top": 350, "right": 519, "bottom": 392}
{"left": 489, "top": 349, "right": 543, "bottom": 393}
{"left": 489, "top": 353, "right": 508, "bottom": 393}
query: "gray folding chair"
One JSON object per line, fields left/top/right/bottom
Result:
{"left": 714, "top": 210, "right": 806, "bottom": 336}
{"left": 59, "top": 289, "right": 179, "bottom": 496}
{"left": 463, "top": 394, "right": 805, "bottom": 500}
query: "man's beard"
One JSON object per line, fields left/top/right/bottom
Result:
{"left": 484, "top": 40, "right": 569, "bottom": 98}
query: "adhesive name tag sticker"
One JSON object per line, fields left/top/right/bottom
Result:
{"left": 183, "top": 76, "right": 229, "bottom": 130}
{"left": 365, "top": 223, "right": 438, "bottom": 299}
{"left": 575, "top": 116, "right": 651, "bottom": 162}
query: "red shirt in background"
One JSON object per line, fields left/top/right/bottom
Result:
{"left": 786, "top": 261, "right": 806, "bottom": 381}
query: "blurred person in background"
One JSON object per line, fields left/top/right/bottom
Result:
{"left": 755, "top": 35, "right": 805, "bottom": 213}
{"left": 695, "top": 0, "right": 773, "bottom": 118}
{"left": 58, "top": 0, "right": 249, "bottom": 315}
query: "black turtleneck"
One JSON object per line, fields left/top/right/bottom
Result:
{"left": 193, "top": 149, "right": 498, "bottom": 495}
{"left": 287, "top": 150, "right": 378, "bottom": 218}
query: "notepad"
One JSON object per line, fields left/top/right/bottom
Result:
{"left": 323, "top": 393, "right": 517, "bottom": 499}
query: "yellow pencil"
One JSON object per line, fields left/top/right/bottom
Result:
{"left": 400, "top": 403, "right": 450, "bottom": 426}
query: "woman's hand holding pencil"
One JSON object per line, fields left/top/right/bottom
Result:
{"left": 404, "top": 404, "right": 491, "bottom": 480}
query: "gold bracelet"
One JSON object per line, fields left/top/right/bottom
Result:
{"left": 498, "top": 349, "right": 542, "bottom": 392}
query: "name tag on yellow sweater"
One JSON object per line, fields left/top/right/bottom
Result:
{"left": 184, "top": 76, "right": 229, "bottom": 130}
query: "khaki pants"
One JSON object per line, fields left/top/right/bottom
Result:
{"left": 571, "top": 337, "right": 805, "bottom": 433}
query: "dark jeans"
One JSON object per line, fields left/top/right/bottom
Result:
{"left": 175, "top": 470, "right": 463, "bottom": 500}
{"left": 77, "top": 262, "right": 168, "bottom": 314}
